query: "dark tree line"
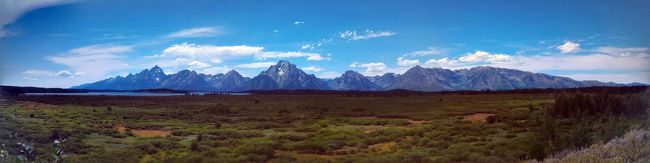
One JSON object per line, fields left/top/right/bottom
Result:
{"left": 527, "top": 90, "right": 649, "bottom": 161}
{"left": 550, "top": 92, "right": 649, "bottom": 118}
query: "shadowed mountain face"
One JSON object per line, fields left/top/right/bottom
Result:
{"left": 255, "top": 60, "right": 329, "bottom": 90}
{"left": 329, "top": 70, "right": 380, "bottom": 91}
{"left": 73, "top": 66, "right": 168, "bottom": 90}
{"left": 73, "top": 61, "right": 632, "bottom": 92}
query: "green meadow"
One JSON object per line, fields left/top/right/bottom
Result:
{"left": 1, "top": 88, "right": 648, "bottom": 162}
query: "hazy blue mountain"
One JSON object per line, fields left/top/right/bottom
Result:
{"left": 386, "top": 66, "right": 622, "bottom": 91}
{"left": 387, "top": 66, "right": 460, "bottom": 91}
{"left": 206, "top": 70, "right": 250, "bottom": 91}
{"left": 73, "top": 66, "right": 168, "bottom": 90}
{"left": 160, "top": 70, "right": 212, "bottom": 91}
{"left": 329, "top": 70, "right": 379, "bottom": 90}
{"left": 245, "top": 75, "right": 279, "bottom": 90}
{"left": 370, "top": 73, "right": 399, "bottom": 88}
{"left": 74, "top": 62, "right": 637, "bottom": 92}
{"left": 251, "top": 60, "right": 328, "bottom": 90}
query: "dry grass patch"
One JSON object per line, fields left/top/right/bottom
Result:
{"left": 463, "top": 113, "right": 495, "bottom": 123}
{"left": 114, "top": 124, "right": 171, "bottom": 138}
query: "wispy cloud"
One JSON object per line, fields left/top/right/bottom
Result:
{"left": 294, "top": 21, "right": 305, "bottom": 25}
{"left": 22, "top": 69, "right": 79, "bottom": 81}
{"left": 410, "top": 46, "right": 650, "bottom": 83}
{"left": 339, "top": 29, "right": 395, "bottom": 41}
{"left": 160, "top": 43, "right": 329, "bottom": 62}
{"left": 397, "top": 57, "right": 419, "bottom": 67}
{"left": 557, "top": 41, "right": 581, "bottom": 54}
{"left": 302, "top": 66, "right": 323, "bottom": 72}
{"left": 46, "top": 44, "right": 132, "bottom": 82}
{"left": 165, "top": 27, "right": 222, "bottom": 38}
{"left": 236, "top": 62, "right": 276, "bottom": 68}
{"left": 0, "top": 0, "right": 73, "bottom": 38}
{"left": 403, "top": 48, "right": 446, "bottom": 57}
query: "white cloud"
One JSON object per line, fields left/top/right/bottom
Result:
{"left": 236, "top": 62, "right": 275, "bottom": 68}
{"left": 397, "top": 57, "right": 419, "bottom": 67}
{"left": 416, "top": 47, "right": 650, "bottom": 83}
{"left": 302, "top": 66, "right": 323, "bottom": 72}
{"left": 339, "top": 29, "right": 395, "bottom": 41}
{"left": 349, "top": 62, "right": 360, "bottom": 68}
{"left": 354, "top": 62, "right": 387, "bottom": 76}
{"left": 53, "top": 70, "right": 74, "bottom": 78}
{"left": 199, "top": 66, "right": 233, "bottom": 75}
{"left": 403, "top": 48, "right": 445, "bottom": 57}
{"left": 187, "top": 60, "right": 211, "bottom": 69}
{"left": 423, "top": 58, "right": 458, "bottom": 68}
{"left": 557, "top": 41, "right": 581, "bottom": 53}
{"left": 493, "top": 53, "right": 650, "bottom": 72}
{"left": 563, "top": 72, "right": 650, "bottom": 84}
{"left": 593, "top": 47, "right": 648, "bottom": 57}
{"left": 458, "top": 51, "right": 512, "bottom": 63}
{"left": 165, "top": 27, "right": 222, "bottom": 38}
{"left": 317, "top": 71, "right": 340, "bottom": 79}
{"left": 47, "top": 45, "right": 132, "bottom": 79}
{"left": 161, "top": 43, "right": 328, "bottom": 61}
{"left": 301, "top": 44, "right": 314, "bottom": 50}
{"left": 0, "top": 0, "right": 72, "bottom": 38}
{"left": 294, "top": 21, "right": 305, "bottom": 25}
{"left": 22, "top": 69, "right": 76, "bottom": 80}
{"left": 22, "top": 70, "right": 54, "bottom": 78}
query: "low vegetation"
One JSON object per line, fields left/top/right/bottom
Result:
{"left": 0, "top": 87, "right": 648, "bottom": 162}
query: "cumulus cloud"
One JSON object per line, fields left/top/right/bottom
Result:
{"left": 357, "top": 62, "right": 387, "bottom": 76}
{"left": 350, "top": 62, "right": 410, "bottom": 76}
{"left": 302, "top": 66, "right": 323, "bottom": 72}
{"left": 457, "top": 51, "right": 512, "bottom": 63}
{"left": 301, "top": 44, "right": 314, "bottom": 50}
{"left": 0, "top": 0, "right": 72, "bottom": 38}
{"left": 397, "top": 57, "right": 419, "bottom": 67}
{"left": 236, "top": 62, "right": 276, "bottom": 68}
{"left": 165, "top": 27, "right": 222, "bottom": 38}
{"left": 22, "top": 69, "right": 77, "bottom": 80}
{"left": 423, "top": 58, "right": 458, "bottom": 67}
{"left": 557, "top": 41, "right": 581, "bottom": 53}
{"left": 415, "top": 47, "right": 650, "bottom": 83}
{"left": 339, "top": 30, "right": 395, "bottom": 41}
{"left": 187, "top": 60, "right": 211, "bottom": 69}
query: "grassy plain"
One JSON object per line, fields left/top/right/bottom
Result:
{"left": 0, "top": 89, "right": 647, "bottom": 162}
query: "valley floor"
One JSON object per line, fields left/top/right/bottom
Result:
{"left": 0, "top": 88, "right": 648, "bottom": 162}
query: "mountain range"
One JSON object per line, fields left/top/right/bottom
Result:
{"left": 72, "top": 60, "right": 639, "bottom": 92}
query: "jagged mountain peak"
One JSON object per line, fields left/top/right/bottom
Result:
{"left": 73, "top": 62, "right": 627, "bottom": 92}
{"left": 329, "top": 70, "right": 378, "bottom": 90}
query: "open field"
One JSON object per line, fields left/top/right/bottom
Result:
{"left": 0, "top": 87, "right": 648, "bottom": 162}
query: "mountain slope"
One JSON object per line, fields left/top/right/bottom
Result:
{"left": 329, "top": 70, "right": 379, "bottom": 90}
{"left": 160, "top": 70, "right": 212, "bottom": 91}
{"left": 387, "top": 66, "right": 460, "bottom": 91}
{"left": 73, "top": 62, "right": 637, "bottom": 92}
{"left": 73, "top": 66, "right": 168, "bottom": 90}
{"left": 250, "top": 60, "right": 328, "bottom": 90}
{"left": 207, "top": 70, "right": 250, "bottom": 91}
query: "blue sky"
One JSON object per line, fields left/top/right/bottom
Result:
{"left": 1, "top": 0, "right": 649, "bottom": 88}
